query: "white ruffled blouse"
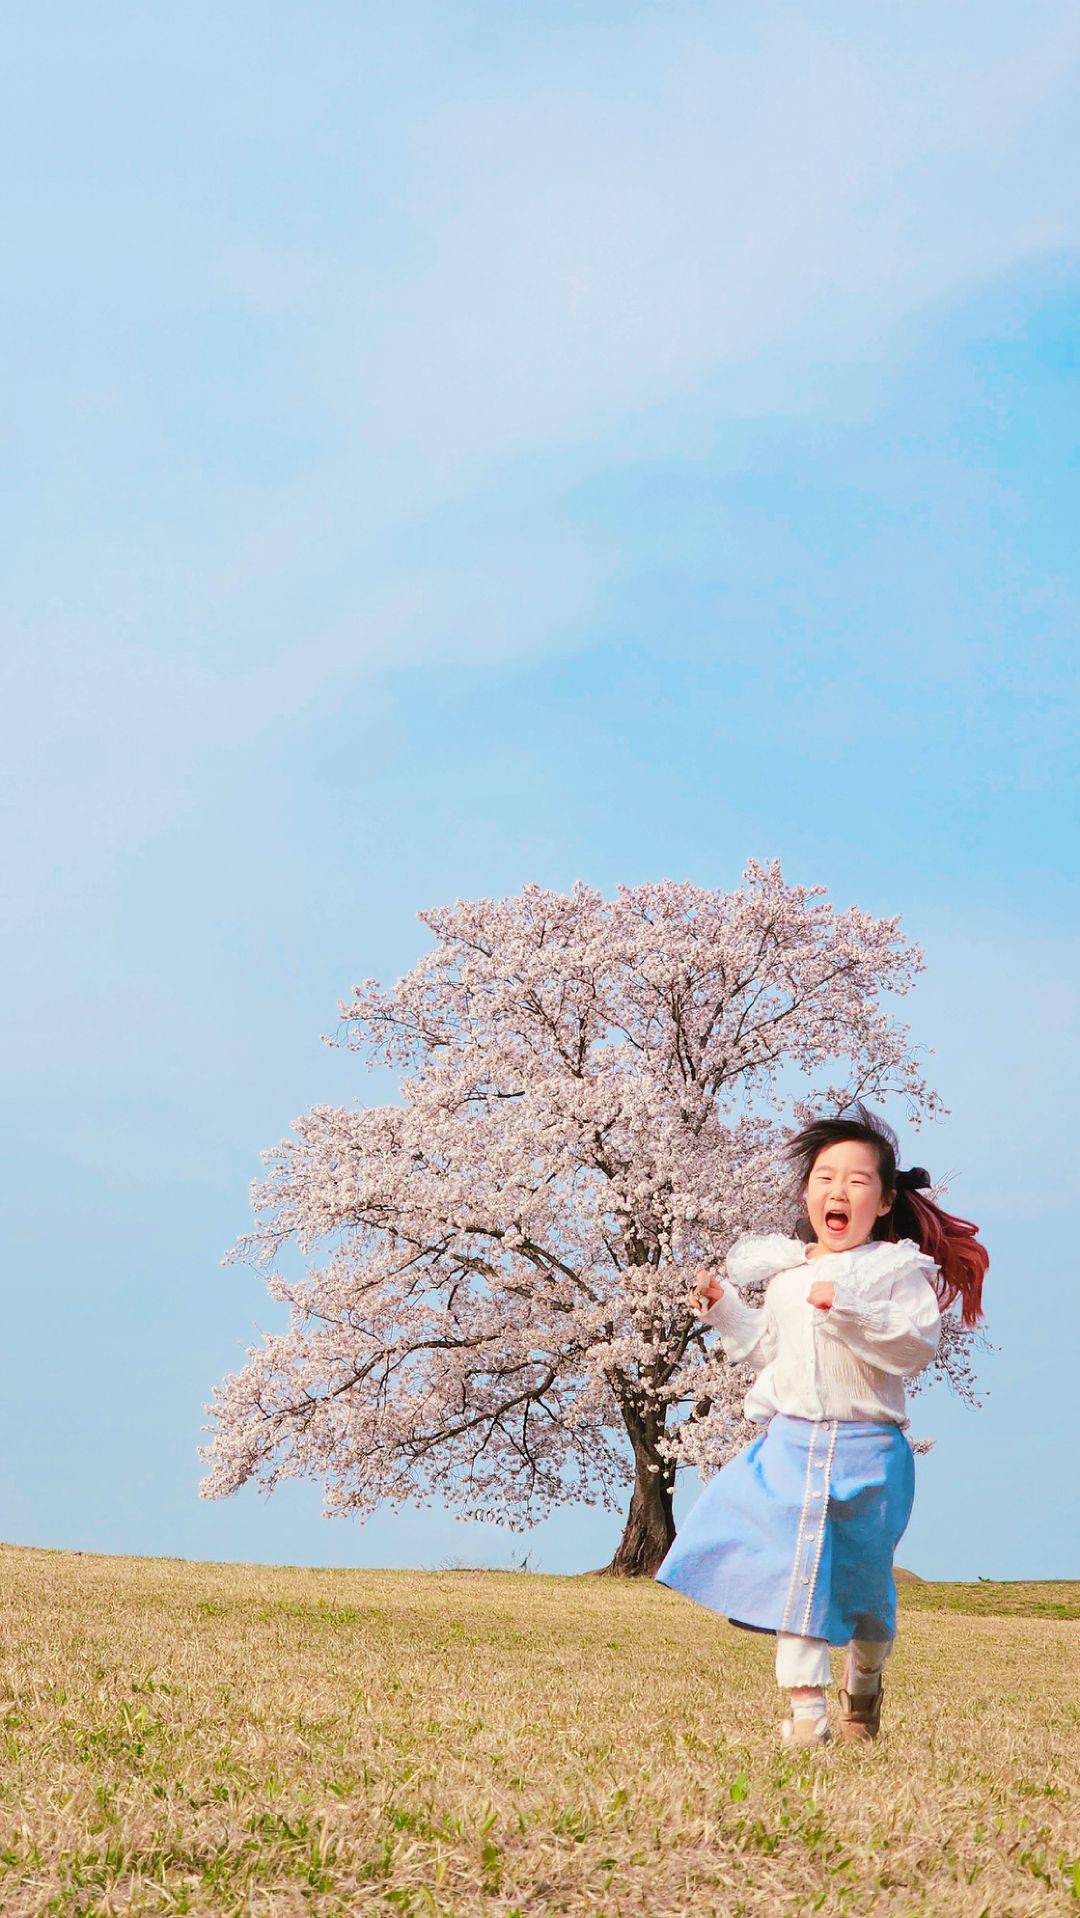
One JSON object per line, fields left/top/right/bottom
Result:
{"left": 698, "top": 1233, "right": 943, "bottom": 1431}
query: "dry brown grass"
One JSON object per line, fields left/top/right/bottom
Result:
{"left": 1, "top": 1541, "right": 1077, "bottom": 1916}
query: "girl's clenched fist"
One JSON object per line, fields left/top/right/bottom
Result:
{"left": 689, "top": 1268, "right": 725, "bottom": 1315}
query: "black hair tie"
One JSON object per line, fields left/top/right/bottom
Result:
{"left": 895, "top": 1166, "right": 931, "bottom": 1191}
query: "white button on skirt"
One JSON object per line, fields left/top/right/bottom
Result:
{"left": 655, "top": 1412, "right": 916, "bottom": 1645}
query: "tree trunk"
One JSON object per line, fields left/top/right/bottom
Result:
{"left": 591, "top": 1410, "right": 677, "bottom": 1577}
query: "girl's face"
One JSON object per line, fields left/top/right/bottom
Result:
{"left": 805, "top": 1139, "right": 894, "bottom": 1252}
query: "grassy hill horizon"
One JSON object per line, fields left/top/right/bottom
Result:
{"left": 7, "top": 1534, "right": 1076, "bottom": 1587}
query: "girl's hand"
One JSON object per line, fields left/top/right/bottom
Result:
{"left": 808, "top": 1281, "right": 835, "bottom": 1311}
{"left": 689, "top": 1268, "right": 724, "bottom": 1315}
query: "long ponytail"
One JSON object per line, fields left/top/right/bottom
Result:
{"left": 891, "top": 1182, "right": 987, "bottom": 1328}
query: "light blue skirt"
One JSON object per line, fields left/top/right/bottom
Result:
{"left": 655, "top": 1413, "right": 916, "bottom": 1645}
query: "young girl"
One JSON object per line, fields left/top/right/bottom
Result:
{"left": 655, "top": 1104, "right": 988, "bottom": 1748}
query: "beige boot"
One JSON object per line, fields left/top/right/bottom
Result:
{"left": 779, "top": 1711, "right": 831, "bottom": 1748}
{"left": 836, "top": 1657, "right": 883, "bottom": 1741}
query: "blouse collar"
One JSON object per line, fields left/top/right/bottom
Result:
{"left": 800, "top": 1235, "right": 883, "bottom": 1261}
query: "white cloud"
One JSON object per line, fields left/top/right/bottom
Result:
{"left": 2, "top": 520, "right": 608, "bottom": 926}
{"left": 5, "top": 0, "right": 1080, "bottom": 909}
{"left": 327, "top": 2, "right": 1080, "bottom": 483}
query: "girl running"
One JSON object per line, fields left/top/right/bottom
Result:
{"left": 655, "top": 1104, "right": 988, "bottom": 1747}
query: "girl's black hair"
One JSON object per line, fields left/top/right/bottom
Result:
{"left": 784, "top": 1101, "right": 988, "bottom": 1327}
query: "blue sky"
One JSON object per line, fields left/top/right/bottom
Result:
{"left": 4, "top": 2, "right": 1078, "bottom": 1580}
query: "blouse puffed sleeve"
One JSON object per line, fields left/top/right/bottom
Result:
{"left": 694, "top": 1234, "right": 798, "bottom": 1371}
{"left": 816, "top": 1240, "right": 942, "bottom": 1378}
{"left": 698, "top": 1284, "right": 779, "bottom": 1370}
{"left": 725, "top": 1232, "right": 807, "bottom": 1287}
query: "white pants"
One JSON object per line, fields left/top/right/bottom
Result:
{"left": 775, "top": 1630, "right": 893, "bottom": 1690}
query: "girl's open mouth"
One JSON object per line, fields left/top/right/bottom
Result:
{"left": 825, "top": 1209, "right": 849, "bottom": 1236}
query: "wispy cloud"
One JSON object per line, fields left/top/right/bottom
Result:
{"left": 327, "top": 2, "right": 1080, "bottom": 477}
{"left": 4, "top": 0, "right": 1080, "bottom": 908}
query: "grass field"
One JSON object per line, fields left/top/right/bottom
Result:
{"left": 1, "top": 1542, "right": 1076, "bottom": 1916}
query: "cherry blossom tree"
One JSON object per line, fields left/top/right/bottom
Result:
{"left": 200, "top": 859, "right": 977, "bottom": 1575}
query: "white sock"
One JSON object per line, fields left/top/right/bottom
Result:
{"left": 847, "top": 1655, "right": 884, "bottom": 1696}
{"left": 791, "top": 1687, "right": 828, "bottom": 1719}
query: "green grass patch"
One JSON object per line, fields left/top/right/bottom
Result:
{"left": 898, "top": 1578, "right": 1080, "bottom": 1619}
